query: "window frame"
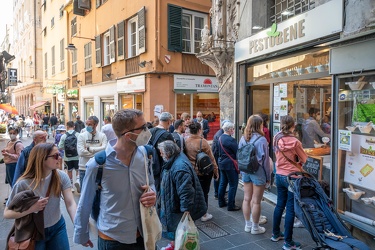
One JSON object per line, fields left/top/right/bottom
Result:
{"left": 84, "top": 42, "right": 92, "bottom": 71}
{"left": 127, "top": 16, "right": 138, "bottom": 58}
{"left": 72, "top": 50, "right": 78, "bottom": 76}
{"left": 181, "top": 10, "right": 207, "bottom": 54}
{"left": 71, "top": 17, "right": 77, "bottom": 37}
{"left": 60, "top": 38, "right": 65, "bottom": 72}
{"left": 103, "top": 31, "right": 110, "bottom": 66}
{"left": 51, "top": 46, "right": 55, "bottom": 76}
{"left": 44, "top": 52, "right": 48, "bottom": 78}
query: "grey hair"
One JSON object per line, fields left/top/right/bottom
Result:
{"left": 87, "top": 115, "right": 99, "bottom": 125}
{"left": 222, "top": 121, "right": 234, "bottom": 132}
{"left": 158, "top": 140, "right": 180, "bottom": 159}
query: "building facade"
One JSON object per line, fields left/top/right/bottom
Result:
{"left": 234, "top": 0, "right": 375, "bottom": 244}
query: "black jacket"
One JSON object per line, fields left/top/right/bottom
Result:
{"left": 74, "top": 120, "right": 85, "bottom": 133}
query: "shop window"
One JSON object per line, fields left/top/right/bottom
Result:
{"left": 85, "top": 101, "right": 95, "bottom": 120}
{"left": 102, "top": 101, "right": 116, "bottom": 120}
{"left": 336, "top": 74, "right": 375, "bottom": 230}
{"left": 120, "top": 94, "right": 143, "bottom": 111}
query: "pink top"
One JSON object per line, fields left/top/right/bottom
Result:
{"left": 3, "top": 140, "right": 24, "bottom": 164}
{"left": 274, "top": 133, "right": 308, "bottom": 176}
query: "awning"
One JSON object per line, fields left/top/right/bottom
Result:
{"left": 29, "top": 101, "right": 49, "bottom": 110}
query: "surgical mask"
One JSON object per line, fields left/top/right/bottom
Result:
{"left": 86, "top": 126, "right": 93, "bottom": 133}
{"left": 197, "top": 117, "right": 203, "bottom": 122}
{"left": 129, "top": 128, "right": 152, "bottom": 146}
{"left": 10, "top": 134, "right": 17, "bottom": 140}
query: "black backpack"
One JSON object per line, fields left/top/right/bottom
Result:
{"left": 237, "top": 136, "right": 262, "bottom": 174}
{"left": 195, "top": 139, "right": 213, "bottom": 175}
{"left": 64, "top": 131, "right": 78, "bottom": 157}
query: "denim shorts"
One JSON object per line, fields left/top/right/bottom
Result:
{"left": 242, "top": 169, "right": 266, "bottom": 186}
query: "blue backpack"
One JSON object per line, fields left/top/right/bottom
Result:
{"left": 91, "top": 146, "right": 154, "bottom": 221}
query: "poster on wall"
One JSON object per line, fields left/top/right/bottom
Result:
{"left": 279, "top": 83, "right": 288, "bottom": 98}
{"left": 273, "top": 123, "right": 280, "bottom": 134}
{"left": 154, "top": 105, "right": 163, "bottom": 117}
{"left": 274, "top": 96, "right": 281, "bottom": 107}
{"left": 339, "top": 130, "right": 352, "bottom": 151}
{"left": 274, "top": 85, "right": 280, "bottom": 97}
{"left": 344, "top": 134, "right": 375, "bottom": 191}
{"left": 295, "top": 88, "right": 307, "bottom": 114}
{"left": 273, "top": 107, "right": 280, "bottom": 122}
{"left": 279, "top": 100, "right": 288, "bottom": 116}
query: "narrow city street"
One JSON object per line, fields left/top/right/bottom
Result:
{"left": 0, "top": 133, "right": 319, "bottom": 250}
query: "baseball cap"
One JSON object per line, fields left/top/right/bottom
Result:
{"left": 159, "top": 112, "right": 173, "bottom": 122}
{"left": 56, "top": 125, "right": 66, "bottom": 131}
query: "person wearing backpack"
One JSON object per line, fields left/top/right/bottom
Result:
{"left": 217, "top": 121, "right": 240, "bottom": 212}
{"left": 58, "top": 121, "right": 79, "bottom": 192}
{"left": 239, "top": 115, "right": 271, "bottom": 235}
{"left": 149, "top": 112, "right": 175, "bottom": 193}
{"left": 2, "top": 127, "right": 24, "bottom": 193}
{"left": 171, "top": 119, "right": 185, "bottom": 151}
{"left": 185, "top": 121, "right": 218, "bottom": 222}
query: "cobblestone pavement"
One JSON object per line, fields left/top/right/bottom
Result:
{"left": 0, "top": 132, "right": 317, "bottom": 250}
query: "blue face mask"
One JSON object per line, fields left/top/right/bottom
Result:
{"left": 86, "top": 126, "right": 93, "bottom": 133}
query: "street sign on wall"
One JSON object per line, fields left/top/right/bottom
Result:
{"left": 7, "top": 68, "right": 17, "bottom": 86}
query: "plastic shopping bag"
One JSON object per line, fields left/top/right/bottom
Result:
{"left": 175, "top": 212, "right": 200, "bottom": 250}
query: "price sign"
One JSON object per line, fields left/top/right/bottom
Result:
{"left": 303, "top": 156, "right": 322, "bottom": 180}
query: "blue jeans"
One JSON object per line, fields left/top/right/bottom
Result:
{"left": 79, "top": 169, "right": 86, "bottom": 188}
{"left": 18, "top": 128, "right": 23, "bottom": 138}
{"left": 272, "top": 174, "right": 295, "bottom": 243}
{"left": 35, "top": 216, "right": 69, "bottom": 250}
{"left": 98, "top": 236, "right": 144, "bottom": 250}
{"left": 218, "top": 169, "right": 238, "bottom": 209}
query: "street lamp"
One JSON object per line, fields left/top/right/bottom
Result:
{"left": 65, "top": 36, "right": 95, "bottom": 51}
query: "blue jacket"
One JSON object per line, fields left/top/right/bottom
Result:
{"left": 211, "top": 129, "right": 224, "bottom": 163}
{"left": 12, "top": 142, "right": 35, "bottom": 186}
{"left": 218, "top": 134, "right": 238, "bottom": 170}
{"left": 158, "top": 152, "right": 207, "bottom": 237}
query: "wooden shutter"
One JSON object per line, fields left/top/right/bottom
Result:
{"left": 109, "top": 25, "right": 116, "bottom": 64}
{"left": 168, "top": 4, "right": 182, "bottom": 52}
{"left": 95, "top": 35, "right": 102, "bottom": 67}
{"left": 117, "top": 20, "right": 125, "bottom": 60}
{"left": 138, "top": 6, "right": 146, "bottom": 54}
{"left": 73, "top": 0, "right": 85, "bottom": 16}
{"left": 78, "top": 0, "right": 91, "bottom": 10}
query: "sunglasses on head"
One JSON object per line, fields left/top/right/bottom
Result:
{"left": 121, "top": 124, "right": 147, "bottom": 136}
{"left": 46, "top": 153, "right": 60, "bottom": 160}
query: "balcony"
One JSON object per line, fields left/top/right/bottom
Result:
{"left": 182, "top": 54, "right": 209, "bottom": 75}
{"left": 126, "top": 56, "right": 140, "bottom": 75}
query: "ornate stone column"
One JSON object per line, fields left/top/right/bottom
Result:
{"left": 196, "top": 0, "right": 240, "bottom": 123}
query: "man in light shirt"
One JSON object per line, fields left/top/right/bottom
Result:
{"left": 101, "top": 116, "right": 116, "bottom": 141}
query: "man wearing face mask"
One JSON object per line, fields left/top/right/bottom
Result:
{"left": 74, "top": 109, "right": 156, "bottom": 249}
{"left": 193, "top": 111, "right": 210, "bottom": 139}
{"left": 12, "top": 130, "right": 47, "bottom": 186}
{"left": 77, "top": 116, "right": 107, "bottom": 191}
{"left": 302, "top": 108, "right": 330, "bottom": 148}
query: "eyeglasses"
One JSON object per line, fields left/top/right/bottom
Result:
{"left": 121, "top": 124, "right": 147, "bottom": 136}
{"left": 46, "top": 153, "right": 60, "bottom": 160}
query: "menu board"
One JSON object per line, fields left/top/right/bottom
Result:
{"left": 303, "top": 156, "right": 322, "bottom": 180}
{"left": 344, "top": 134, "right": 375, "bottom": 191}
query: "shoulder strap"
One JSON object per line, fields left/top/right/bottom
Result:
{"left": 151, "top": 129, "right": 166, "bottom": 147}
{"left": 252, "top": 135, "right": 262, "bottom": 145}
{"left": 199, "top": 138, "right": 203, "bottom": 153}
{"left": 94, "top": 150, "right": 106, "bottom": 188}
{"left": 219, "top": 136, "right": 239, "bottom": 173}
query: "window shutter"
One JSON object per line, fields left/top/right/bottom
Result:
{"left": 109, "top": 25, "right": 116, "bottom": 64}
{"left": 95, "top": 35, "right": 102, "bottom": 67}
{"left": 84, "top": 43, "right": 88, "bottom": 70}
{"left": 73, "top": 0, "right": 85, "bottom": 16}
{"left": 78, "top": 0, "right": 91, "bottom": 10}
{"left": 168, "top": 4, "right": 182, "bottom": 52}
{"left": 138, "top": 6, "right": 146, "bottom": 54}
{"left": 117, "top": 20, "right": 125, "bottom": 60}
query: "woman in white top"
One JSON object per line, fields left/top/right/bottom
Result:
{"left": 4, "top": 143, "right": 76, "bottom": 250}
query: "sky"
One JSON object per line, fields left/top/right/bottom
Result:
{"left": 0, "top": 0, "right": 13, "bottom": 43}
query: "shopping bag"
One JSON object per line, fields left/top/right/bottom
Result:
{"left": 175, "top": 212, "right": 200, "bottom": 250}
{"left": 140, "top": 148, "right": 162, "bottom": 250}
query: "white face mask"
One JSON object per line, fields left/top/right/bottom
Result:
{"left": 10, "top": 134, "right": 17, "bottom": 140}
{"left": 129, "top": 128, "right": 152, "bottom": 146}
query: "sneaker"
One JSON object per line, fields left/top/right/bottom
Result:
{"left": 201, "top": 213, "right": 213, "bottom": 222}
{"left": 251, "top": 215, "right": 267, "bottom": 224}
{"left": 293, "top": 219, "right": 304, "bottom": 228}
{"left": 71, "top": 187, "right": 75, "bottom": 193}
{"left": 251, "top": 226, "right": 266, "bottom": 235}
{"left": 161, "top": 242, "right": 174, "bottom": 250}
{"left": 270, "top": 232, "right": 284, "bottom": 242}
{"left": 283, "top": 240, "right": 301, "bottom": 250}
{"left": 244, "top": 224, "right": 252, "bottom": 233}
{"left": 74, "top": 180, "right": 81, "bottom": 193}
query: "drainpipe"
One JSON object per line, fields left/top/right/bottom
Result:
{"left": 156, "top": 0, "right": 164, "bottom": 72}
{"left": 34, "top": 0, "right": 37, "bottom": 83}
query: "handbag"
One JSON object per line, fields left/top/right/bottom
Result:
{"left": 219, "top": 137, "right": 239, "bottom": 174}
{"left": 140, "top": 149, "right": 162, "bottom": 250}
{"left": 8, "top": 176, "right": 53, "bottom": 250}
{"left": 175, "top": 212, "right": 200, "bottom": 250}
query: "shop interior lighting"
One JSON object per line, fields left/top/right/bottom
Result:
{"left": 252, "top": 25, "right": 263, "bottom": 30}
{"left": 281, "top": 10, "right": 294, "bottom": 16}
{"left": 311, "top": 89, "right": 317, "bottom": 105}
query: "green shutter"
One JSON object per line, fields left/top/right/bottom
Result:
{"left": 168, "top": 4, "right": 182, "bottom": 52}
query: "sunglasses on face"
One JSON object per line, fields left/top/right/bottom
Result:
{"left": 121, "top": 124, "right": 147, "bottom": 136}
{"left": 46, "top": 153, "right": 60, "bottom": 160}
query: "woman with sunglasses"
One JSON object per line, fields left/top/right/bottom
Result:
{"left": 4, "top": 143, "right": 77, "bottom": 250}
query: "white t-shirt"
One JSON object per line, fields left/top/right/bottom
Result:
{"left": 101, "top": 123, "right": 116, "bottom": 141}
